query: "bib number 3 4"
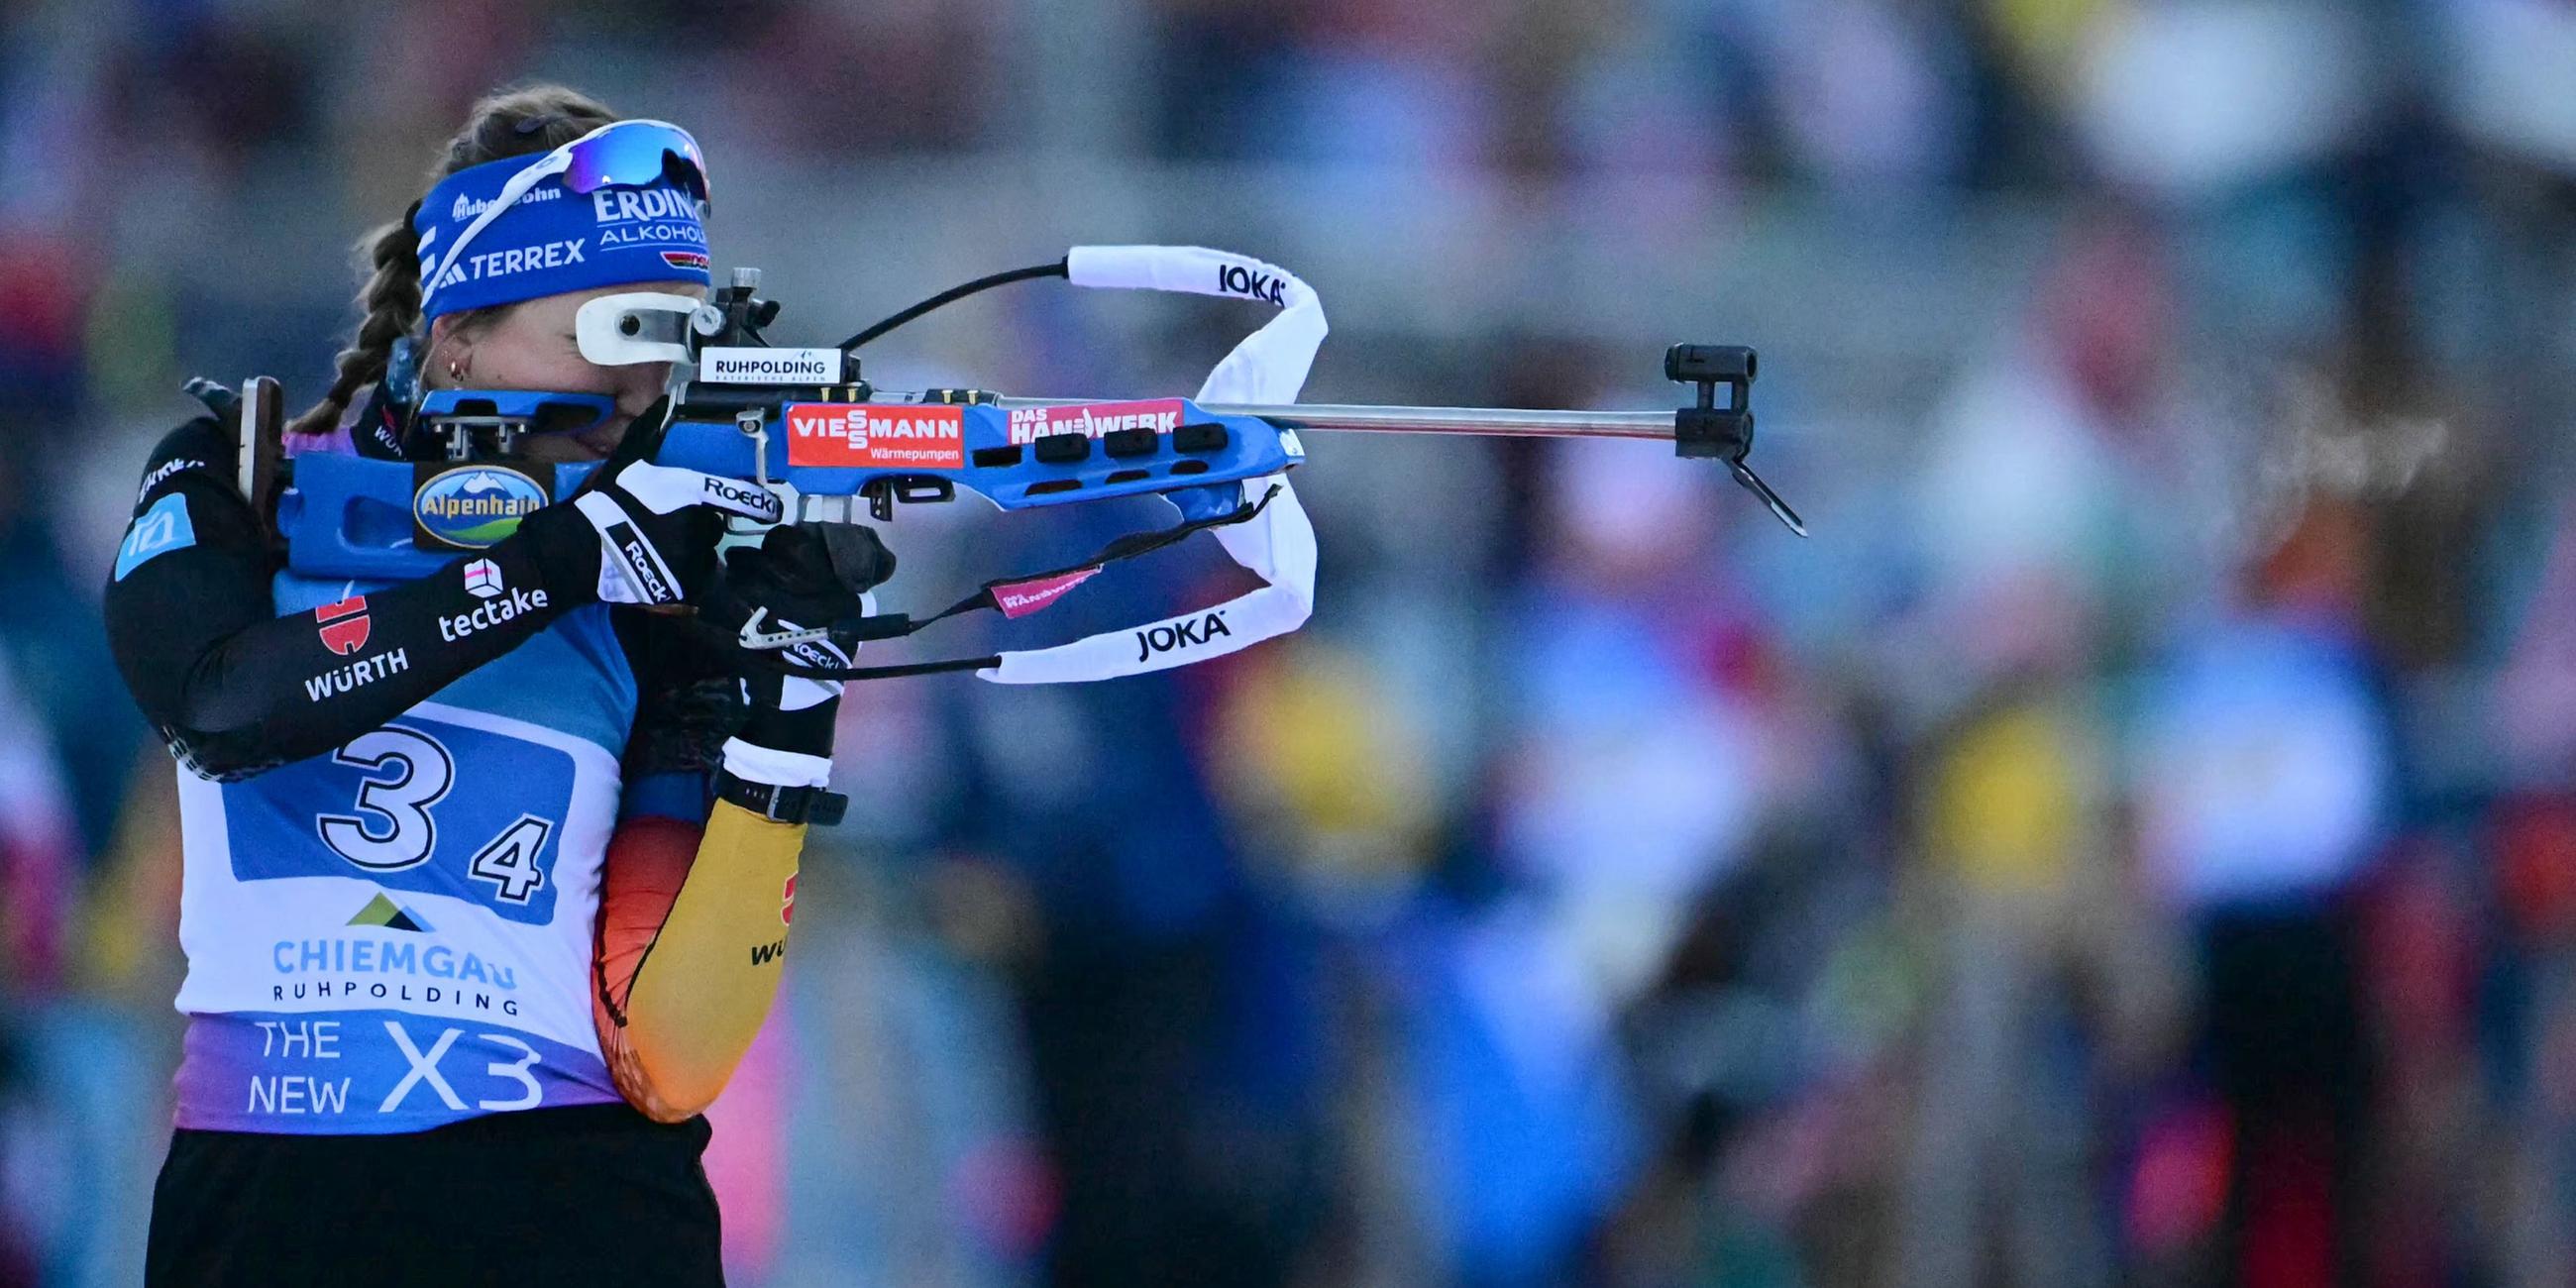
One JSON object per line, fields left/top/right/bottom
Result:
{"left": 315, "top": 725, "right": 555, "bottom": 905}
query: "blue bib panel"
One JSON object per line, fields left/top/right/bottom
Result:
{"left": 169, "top": 572, "right": 639, "bottom": 1133}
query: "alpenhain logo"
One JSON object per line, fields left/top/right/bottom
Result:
{"left": 316, "top": 596, "right": 372, "bottom": 656}
{"left": 781, "top": 873, "right": 797, "bottom": 926}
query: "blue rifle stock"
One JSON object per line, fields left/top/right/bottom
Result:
{"left": 272, "top": 395, "right": 1305, "bottom": 583}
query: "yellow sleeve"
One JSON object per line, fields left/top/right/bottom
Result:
{"left": 591, "top": 802, "right": 801, "bottom": 1123}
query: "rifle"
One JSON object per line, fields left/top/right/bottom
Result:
{"left": 261, "top": 247, "right": 1799, "bottom": 683}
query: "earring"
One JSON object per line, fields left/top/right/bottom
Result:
{"left": 448, "top": 360, "right": 463, "bottom": 379}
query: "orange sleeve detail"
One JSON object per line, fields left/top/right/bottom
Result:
{"left": 591, "top": 805, "right": 802, "bottom": 1122}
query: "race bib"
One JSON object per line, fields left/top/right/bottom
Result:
{"left": 225, "top": 715, "right": 576, "bottom": 925}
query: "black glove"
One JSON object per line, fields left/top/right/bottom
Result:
{"left": 708, "top": 523, "right": 896, "bottom": 821}
{"left": 717, "top": 521, "right": 897, "bottom": 723}
{"left": 527, "top": 400, "right": 785, "bottom": 605}
{"left": 573, "top": 464, "right": 782, "bottom": 604}
{"left": 723, "top": 521, "right": 897, "bottom": 640}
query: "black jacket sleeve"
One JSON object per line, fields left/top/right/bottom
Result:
{"left": 104, "top": 416, "right": 609, "bottom": 780}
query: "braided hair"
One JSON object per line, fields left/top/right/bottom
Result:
{"left": 285, "top": 85, "right": 620, "bottom": 438}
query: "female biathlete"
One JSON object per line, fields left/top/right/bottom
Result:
{"left": 104, "top": 86, "right": 878, "bottom": 1285}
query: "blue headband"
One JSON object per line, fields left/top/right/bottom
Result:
{"left": 414, "top": 150, "right": 710, "bottom": 321}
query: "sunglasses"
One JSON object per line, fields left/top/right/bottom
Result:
{"left": 423, "top": 119, "right": 710, "bottom": 301}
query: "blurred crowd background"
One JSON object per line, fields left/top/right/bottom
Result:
{"left": 7, "top": 0, "right": 2576, "bottom": 1284}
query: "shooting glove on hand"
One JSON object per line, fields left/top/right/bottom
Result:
{"left": 549, "top": 398, "right": 786, "bottom": 605}
{"left": 574, "top": 461, "right": 784, "bottom": 605}
{"left": 714, "top": 523, "right": 896, "bottom": 815}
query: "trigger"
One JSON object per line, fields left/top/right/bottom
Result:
{"left": 737, "top": 606, "right": 833, "bottom": 652}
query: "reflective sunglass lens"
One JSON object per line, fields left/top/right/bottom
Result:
{"left": 562, "top": 126, "right": 707, "bottom": 199}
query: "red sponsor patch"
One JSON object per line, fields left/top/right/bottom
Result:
{"left": 1004, "top": 399, "right": 1188, "bottom": 447}
{"left": 991, "top": 568, "right": 1102, "bottom": 619}
{"left": 316, "top": 595, "right": 372, "bottom": 656}
{"left": 783, "top": 403, "right": 966, "bottom": 470}
{"left": 781, "top": 872, "right": 797, "bottom": 926}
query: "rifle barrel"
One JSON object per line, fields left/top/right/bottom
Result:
{"left": 993, "top": 398, "right": 1674, "bottom": 441}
